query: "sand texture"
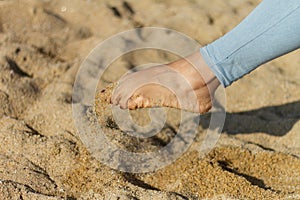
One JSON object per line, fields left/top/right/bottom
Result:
{"left": 0, "top": 0, "right": 299, "bottom": 199}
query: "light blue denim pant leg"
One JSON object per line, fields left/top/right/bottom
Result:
{"left": 200, "top": 0, "right": 300, "bottom": 87}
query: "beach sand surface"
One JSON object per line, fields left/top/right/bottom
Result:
{"left": 0, "top": 0, "right": 299, "bottom": 199}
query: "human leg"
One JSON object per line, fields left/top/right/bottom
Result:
{"left": 201, "top": 0, "right": 300, "bottom": 86}
{"left": 111, "top": 0, "right": 300, "bottom": 112}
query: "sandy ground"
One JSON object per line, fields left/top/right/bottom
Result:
{"left": 0, "top": 0, "right": 299, "bottom": 199}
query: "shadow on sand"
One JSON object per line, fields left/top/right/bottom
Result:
{"left": 200, "top": 100, "right": 300, "bottom": 136}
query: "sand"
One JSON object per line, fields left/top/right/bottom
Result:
{"left": 0, "top": 0, "right": 299, "bottom": 199}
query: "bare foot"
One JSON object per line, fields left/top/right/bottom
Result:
{"left": 110, "top": 51, "right": 220, "bottom": 113}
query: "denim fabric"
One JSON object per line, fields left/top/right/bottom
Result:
{"left": 200, "top": 0, "right": 300, "bottom": 87}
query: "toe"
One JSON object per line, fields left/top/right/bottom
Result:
{"left": 198, "top": 100, "right": 212, "bottom": 114}
{"left": 128, "top": 95, "right": 145, "bottom": 109}
{"left": 111, "top": 91, "right": 121, "bottom": 105}
{"left": 111, "top": 82, "right": 131, "bottom": 105}
{"left": 127, "top": 98, "right": 137, "bottom": 110}
{"left": 119, "top": 97, "right": 129, "bottom": 109}
{"left": 134, "top": 95, "right": 144, "bottom": 108}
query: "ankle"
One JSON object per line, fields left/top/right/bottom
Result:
{"left": 185, "top": 51, "right": 218, "bottom": 84}
{"left": 169, "top": 51, "right": 220, "bottom": 87}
